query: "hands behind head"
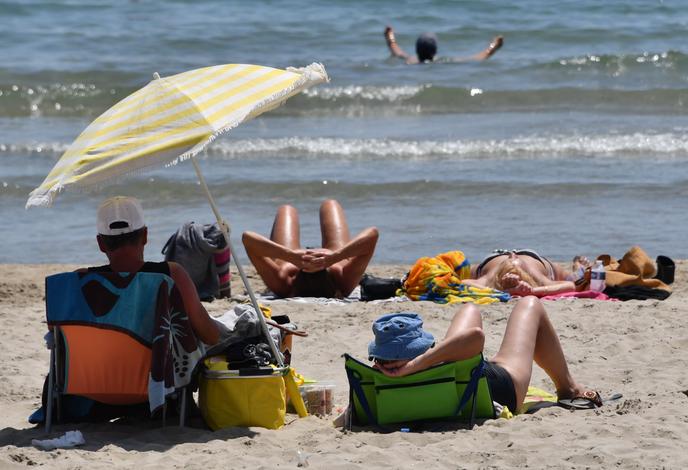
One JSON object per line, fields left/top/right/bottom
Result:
{"left": 373, "top": 358, "right": 414, "bottom": 377}
{"left": 295, "top": 248, "right": 335, "bottom": 272}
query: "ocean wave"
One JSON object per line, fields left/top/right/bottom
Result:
{"left": 4, "top": 133, "right": 688, "bottom": 161}
{"left": 281, "top": 86, "right": 688, "bottom": 116}
{"left": 198, "top": 134, "right": 688, "bottom": 160}
{"left": 3, "top": 73, "right": 688, "bottom": 117}
{"left": 551, "top": 50, "right": 688, "bottom": 72}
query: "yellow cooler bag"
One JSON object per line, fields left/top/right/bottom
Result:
{"left": 199, "top": 357, "right": 287, "bottom": 430}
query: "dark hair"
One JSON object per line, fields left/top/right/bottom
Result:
{"left": 98, "top": 227, "right": 146, "bottom": 251}
{"left": 416, "top": 33, "right": 438, "bottom": 62}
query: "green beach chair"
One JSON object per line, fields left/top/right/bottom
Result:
{"left": 343, "top": 353, "right": 495, "bottom": 430}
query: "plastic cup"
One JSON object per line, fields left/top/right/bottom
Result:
{"left": 300, "top": 383, "right": 335, "bottom": 416}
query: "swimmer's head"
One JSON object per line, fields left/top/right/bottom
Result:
{"left": 415, "top": 33, "right": 438, "bottom": 62}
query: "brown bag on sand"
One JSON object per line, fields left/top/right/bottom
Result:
{"left": 597, "top": 246, "right": 671, "bottom": 292}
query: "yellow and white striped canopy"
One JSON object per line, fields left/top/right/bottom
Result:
{"left": 26, "top": 63, "right": 329, "bottom": 208}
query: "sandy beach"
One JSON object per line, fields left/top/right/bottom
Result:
{"left": 1, "top": 261, "right": 687, "bottom": 469}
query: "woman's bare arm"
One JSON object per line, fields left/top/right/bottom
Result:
{"left": 378, "top": 326, "right": 485, "bottom": 377}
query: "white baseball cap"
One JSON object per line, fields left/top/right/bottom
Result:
{"left": 97, "top": 196, "right": 146, "bottom": 236}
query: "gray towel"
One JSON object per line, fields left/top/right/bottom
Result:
{"left": 162, "top": 222, "right": 227, "bottom": 300}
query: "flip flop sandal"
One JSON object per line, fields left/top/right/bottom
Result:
{"left": 558, "top": 390, "right": 604, "bottom": 410}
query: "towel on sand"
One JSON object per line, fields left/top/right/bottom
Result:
{"left": 403, "top": 251, "right": 510, "bottom": 305}
{"left": 598, "top": 246, "right": 671, "bottom": 292}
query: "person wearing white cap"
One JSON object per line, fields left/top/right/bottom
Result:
{"left": 85, "top": 196, "right": 219, "bottom": 345}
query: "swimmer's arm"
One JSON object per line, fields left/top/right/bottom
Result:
{"left": 384, "top": 26, "right": 412, "bottom": 61}
{"left": 472, "top": 36, "right": 503, "bottom": 60}
{"left": 448, "top": 35, "right": 504, "bottom": 62}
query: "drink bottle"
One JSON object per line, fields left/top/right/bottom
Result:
{"left": 590, "top": 260, "right": 606, "bottom": 292}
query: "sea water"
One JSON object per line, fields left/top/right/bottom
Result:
{"left": 1, "top": 0, "right": 687, "bottom": 265}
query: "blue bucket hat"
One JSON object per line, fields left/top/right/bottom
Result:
{"left": 368, "top": 312, "right": 435, "bottom": 361}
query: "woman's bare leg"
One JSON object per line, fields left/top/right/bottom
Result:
{"left": 490, "top": 296, "right": 588, "bottom": 408}
{"left": 445, "top": 303, "right": 483, "bottom": 338}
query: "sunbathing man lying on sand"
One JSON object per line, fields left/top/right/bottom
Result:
{"left": 461, "top": 250, "right": 590, "bottom": 297}
{"left": 384, "top": 25, "right": 503, "bottom": 64}
{"left": 370, "top": 297, "right": 603, "bottom": 412}
{"left": 242, "top": 199, "right": 378, "bottom": 298}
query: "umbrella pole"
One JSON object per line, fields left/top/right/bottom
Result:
{"left": 191, "top": 156, "right": 284, "bottom": 368}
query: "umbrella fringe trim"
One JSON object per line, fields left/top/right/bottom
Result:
{"left": 26, "top": 162, "right": 182, "bottom": 208}
{"left": 26, "top": 63, "right": 329, "bottom": 208}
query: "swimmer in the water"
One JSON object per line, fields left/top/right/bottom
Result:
{"left": 384, "top": 25, "right": 503, "bottom": 64}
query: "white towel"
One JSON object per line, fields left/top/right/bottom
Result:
{"left": 32, "top": 430, "right": 85, "bottom": 451}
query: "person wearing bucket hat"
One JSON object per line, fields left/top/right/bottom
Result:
{"left": 384, "top": 25, "right": 503, "bottom": 64}
{"left": 371, "top": 297, "right": 606, "bottom": 412}
{"left": 368, "top": 313, "right": 435, "bottom": 361}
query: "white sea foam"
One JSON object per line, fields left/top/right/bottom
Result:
{"left": 202, "top": 133, "right": 688, "bottom": 161}
{"left": 302, "top": 85, "right": 426, "bottom": 102}
{"left": 4, "top": 133, "right": 687, "bottom": 161}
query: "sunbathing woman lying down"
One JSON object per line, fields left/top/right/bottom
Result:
{"left": 462, "top": 249, "right": 589, "bottom": 297}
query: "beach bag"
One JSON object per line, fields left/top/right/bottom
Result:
{"left": 199, "top": 357, "right": 287, "bottom": 430}
{"left": 359, "top": 274, "right": 402, "bottom": 301}
{"left": 344, "top": 353, "right": 495, "bottom": 428}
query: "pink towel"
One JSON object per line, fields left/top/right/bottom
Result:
{"left": 214, "top": 248, "right": 231, "bottom": 298}
{"left": 540, "top": 290, "right": 615, "bottom": 301}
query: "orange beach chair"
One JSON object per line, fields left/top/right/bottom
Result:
{"left": 44, "top": 271, "right": 203, "bottom": 432}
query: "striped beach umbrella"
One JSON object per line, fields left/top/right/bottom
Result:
{"left": 25, "top": 62, "right": 328, "bottom": 378}
{"left": 26, "top": 62, "right": 328, "bottom": 208}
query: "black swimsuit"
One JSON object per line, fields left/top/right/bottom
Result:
{"left": 484, "top": 361, "right": 518, "bottom": 412}
{"left": 291, "top": 269, "right": 341, "bottom": 298}
{"left": 475, "top": 249, "right": 557, "bottom": 281}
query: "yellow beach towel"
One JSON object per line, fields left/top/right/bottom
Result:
{"left": 403, "top": 251, "right": 510, "bottom": 305}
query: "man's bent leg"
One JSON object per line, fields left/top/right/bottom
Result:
{"left": 271, "top": 204, "right": 301, "bottom": 250}
{"left": 320, "top": 199, "right": 350, "bottom": 250}
{"left": 242, "top": 205, "right": 302, "bottom": 297}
